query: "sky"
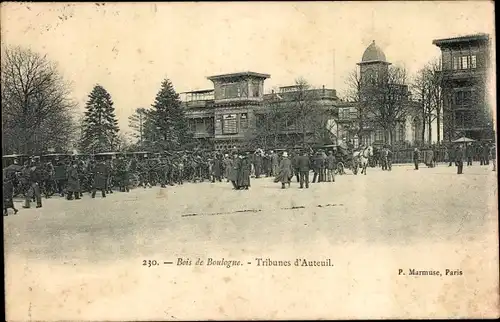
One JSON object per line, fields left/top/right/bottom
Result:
{"left": 1, "top": 1, "right": 495, "bottom": 134}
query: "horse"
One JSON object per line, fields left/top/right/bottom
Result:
{"left": 353, "top": 145, "right": 373, "bottom": 175}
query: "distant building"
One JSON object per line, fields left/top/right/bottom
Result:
{"left": 181, "top": 41, "right": 429, "bottom": 151}
{"left": 432, "top": 33, "right": 493, "bottom": 141}
{"left": 181, "top": 72, "right": 338, "bottom": 151}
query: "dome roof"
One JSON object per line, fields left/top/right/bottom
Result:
{"left": 361, "top": 40, "right": 387, "bottom": 63}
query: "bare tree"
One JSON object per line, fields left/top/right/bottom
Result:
{"left": 1, "top": 46, "right": 77, "bottom": 155}
{"left": 412, "top": 60, "right": 442, "bottom": 144}
{"left": 363, "top": 66, "right": 410, "bottom": 144}
{"left": 411, "top": 68, "right": 429, "bottom": 143}
{"left": 427, "top": 59, "right": 443, "bottom": 144}
{"left": 245, "top": 78, "right": 332, "bottom": 149}
{"left": 343, "top": 67, "right": 368, "bottom": 142}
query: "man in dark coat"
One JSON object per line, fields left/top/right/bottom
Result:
{"left": 413, "top": 148, "right": 420, "bottom": 170}
{"left": 297, "top": 150, "right": 311, "bottom": 189}
{"left": 92, "top": 160, "right": 107, "bottom": 198}
{"left": 482, "top": 143, "right": 490, "bottom": 165}
{"left": 54, "top": 160, "right": 67, "bottom": 196}
{"left": 387, "top": 147, "right": 393, "bottom": 170}
{"left": 263, "top": 152, "right": 271, "bottom": 177}
{"left": 229, "top": 154, "right": 240, "bottom": 189}
{"left": 3, "top": 175, "right": 18, "bottom": 216}
{"left": 22, "top": 160, "right": 43, "bottom": 209}
{"left": 66, "top": 162, "right": 81, "bottom": 200}
{"left": 253, "top": 150, "right": 263, "bottom": 179}
{"left": 456, "top": 145, "right": 464, "bottom": 174}
{"left": 211, "top": 154, "right": 223, "bottom": 183}
{"left": 490, "top": 144, "right": 496, "bottom": 171}
{"left": 223, "top": 154, "right": 233, "bottom": 182}
{"left": 312, "top": 151, "right": 324, "bottom": 183}
{"left": 326, "top": 150, "right": 336, "bottom": 182}
{"left": 277, "top": 152, "right": 293, "bottom": 189}
{"left": 448, "top": 144, "right": 455, "bottom": 167}
{"left": 291, "top": 151, "right": 300, "bottom": 183}
{"left": 237, "top": 154, "right": 251, "bottom": 190}
{"left": 466, "top": 143, "right": 474, "bottom": 166}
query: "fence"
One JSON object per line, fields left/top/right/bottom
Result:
{"left": 392, "top": 147, "right": 448, "bottom": 164}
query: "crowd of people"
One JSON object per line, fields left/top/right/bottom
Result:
{"left": 412, "top": 142, "right": 496, "bottom": 174}
{"left": 2, "top": 148, "right": 342, "bottom": 216}
{"left": 3, "top": 141, "right": 496, "bottom": 216}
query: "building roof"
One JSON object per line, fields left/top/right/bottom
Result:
{"left": 361, "top": 40, "right": 387, "bottom": 63}
{"left": 207, "top": 71, "right": 271, "bottom": 81}
{"left": 179, "top": 89, "right": 214, "bottom": 94}
{"left": 432, "top": 33, "right": 490, "bottom": 46}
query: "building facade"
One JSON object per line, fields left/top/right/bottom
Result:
{"left": 182, "top": 72, "right": 338, "bottom": 151}
{"left": 181, "top": 41, "right": 428, "bottom": 151}
{"left": 432, "top": 33, "right": 493, "bottom": 141}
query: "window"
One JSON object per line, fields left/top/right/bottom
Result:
{"left": 195, "top": 118, "right": 206, "bottom": 133}
{"left": 220, "top": 86, "right": 226, "bottom": 98}
{"left": 397, "top": 124, "right": 404, "bottom": 141}
{"left": 252, "top": 82, "right": 260, "bottom": 97}
{"left": 461, "top": 56, "right": 468, "bottom": 69}
{"left": 453, "top": 57, "right": 460, "bottom": 70}
{"left": 463, "top": 90, "right": 472, "bottom": 105}
{"left": 240, "top": 113, "right": 248, "bottom": 129}
{"left": 188, "top": 119, "right": 196, "bottom": 132}
{"left": 455, "top": 91, "right": 464, "bottom": 105}
{"left": 375, "top": 129, "right": 384, "bottom": 141}
{"left": 470, "top": 55, "right": 477, "bottom": 69}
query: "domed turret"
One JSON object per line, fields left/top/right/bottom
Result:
{"left": 361, "top": 40, "right": 387, "bottom": 63}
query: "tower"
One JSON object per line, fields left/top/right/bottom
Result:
{"left": 358, "top": 40, "right": 391, "bottom": 89}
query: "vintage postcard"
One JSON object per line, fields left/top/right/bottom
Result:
{"left": 1, "top": 1, "right": 498, "bottom": 320}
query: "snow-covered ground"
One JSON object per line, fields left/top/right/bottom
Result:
{"left": 4, "top": 164, "right": 499, "bottom": 320}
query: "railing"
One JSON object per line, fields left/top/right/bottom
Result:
{"left": 439, "top": 69, "right": 485, "bottom": 79}
{"left": 391, "top": 147, "right": 448, "bottom": 164}
{"left": 182, "top": 100, "right": 214, "bottom": 108}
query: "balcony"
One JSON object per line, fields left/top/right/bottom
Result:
{"left": 180, "top": 89, "right": 215, "bottom": 109}
{"left": 182, "top": 100, "right": 214, "bottom": 108}
{"left": 190, "top": 131, "right": 214, "bottom": 139}
{"left": 439, "top": 68, "right": 486, "bottom": 80}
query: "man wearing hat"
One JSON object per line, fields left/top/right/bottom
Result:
{"left": 270, "top": 150, "right": 279, "bottom": 177}
{"left": 66, "top": 161, "right": 81, "bottom": 200}
{"left": 326, "top": 150, "right": 336, "bottom": 182}
{"left": 229, "top": 152, "right": 240, "bottom": 189}
{"left": 253, "top": 149, "right": 263, "bottom": 179}
{"left": 413, "top": 147, "right": 420, "bottom": 170}
{"left": 54, "top": 158, "right": 67, "bottom": 197}
{"left": 277, "top": 151, "right": 293, "bottom": 189}
{"left": 22, "top": 158, "right": 43, "bottom": 209}
{"left": 91, "top": 159, "right": 108, "bottom": 198}
{"left": 312, "top": 150, "right": 324, "bottom": 183}
{"left": 456, "top": 144, "right": 464, "bottom": 174}
{"left": 297, "top": 150, "right": 311, "bottom": 189}
{"left": 223, "top": 154, "right": 232, "bottom": 182}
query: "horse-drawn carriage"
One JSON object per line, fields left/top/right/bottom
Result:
{"left": 330, "top": 144, "right": 374, "bottom": 175}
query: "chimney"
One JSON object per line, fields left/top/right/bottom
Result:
{"left": 322, "top": 85, "right": 325, "bottom": 95}
{"left": 272, "top": 90, "right": 275, "bottom": 94}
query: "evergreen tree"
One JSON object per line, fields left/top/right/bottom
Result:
{"left": 146, "top": 78, "right": 190, "bottom": 151}
{"left": 80, "top": 85, "right": 120, "bottom": 153}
